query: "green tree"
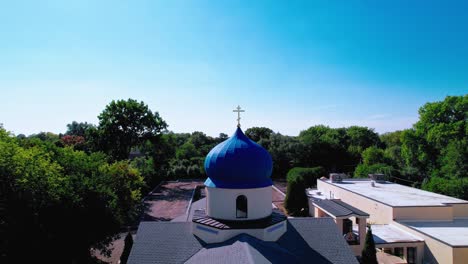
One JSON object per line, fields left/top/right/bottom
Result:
{"left": 66, "top": 121, "right": 96, "bottom": 137}
{"left": 0, "top": 127, "right": 144, "bottom": 262}
{"left": 362, "top": 146, "right": 386, "bottom": 165}
{"left": 416, "top": 95, "right": 467, "bottom": 150}
{"left": 414, "top": 95, "right": 466, "bottom": 174}
{"left": 383, "top": 145, "right": 405, "bottom": 169}
{"left": 298, "top": 125, "right": 348, "bottom": 172}
{"left": 267, "top": 132, "right": 301, "bottom": 178}
{"left": 216, "top": 133, "right": 229, "bottom": 143}
{"left": 189, "top": 131, "right": 216, "bottom": 156}
{"left": 438, "top": 139, "right": 468, "bottom": 179}
{"left": 284, "top": 169, "right": 309, "bottom": 216}
{"left": 397, "top": 95, "right": 467, "bottom": 189}
{"left": 380, "top": 130, "right": 403, "bottom": 148}
{"left": 287, "top": 167, "right": 325, "bottom": 188}
{"left": 354, "top": 163, "right": 395, "bottom": 178}
{"left": 346, "top": 126, "right": 381, "bottom": 163}
{"left": 28, "top": 131, "right": 60, "bottom": 144}
{"left": 361, "top": 225, "right": 378, "bottom": 264}
{"left": 176, "top": 142, "right": 199, "bottom": 160}
{"left": 422, "top": 177, "right": 468, "bottom": 200}
{"left": 98, "top": 99, "right": 167, "bottom": 161}
{"left": 136, "top": 133, "right": 177, "bottom": 188}
{"left": 64, "top": 121, "right": 101, "bottom": 152}
{"left": 130, "top": 157, "right": 155, "bottom": 190}
{"left": 401, "top": 129, "right": 430, "bottom": 174}
{"left": 245, "top": 127, "right": 273, "bottom": 142}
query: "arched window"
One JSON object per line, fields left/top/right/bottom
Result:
{"left": 236, "top": 195, "right": 248, "bottom": 218}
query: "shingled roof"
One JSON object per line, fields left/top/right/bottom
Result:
{"left": 313, "top": 199, "right": 369, "bottom": 218}
{"left": 127, "top": 218, "right": 358, "bottom": 264}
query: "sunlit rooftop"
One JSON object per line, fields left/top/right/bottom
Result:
{"left": 399, "top": 219, "right": 468, "bottom": 247}
{"left": 322, "top": 179, "right": 467, "bottom": 207}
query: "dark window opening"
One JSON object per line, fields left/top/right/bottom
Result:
{"left": 236, "top": 195, "right": 247, "bottom": 218}
{"left": 343, "top": 218, "right": 359, "bottom": 245}
{"left": 407, "top": 247, "right": 416, "bottom": 264}
{"left": 394, "top": 247, "right": 404, "bottom": 258}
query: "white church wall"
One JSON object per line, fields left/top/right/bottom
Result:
{"left": 206, "top": 186, "right": 272, "bottom": 220}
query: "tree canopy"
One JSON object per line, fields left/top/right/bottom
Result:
{"left": 0, "top": 128, "right": 144, "bottom": 262}
{"left": 1, "top": 94, "right": 466, "bottom": 262}
{"left": 98, "top": 99, "right": 168, "bottom": 161}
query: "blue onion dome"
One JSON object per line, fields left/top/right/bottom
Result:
{"left": 204, "top": 127, "right": 273, "bottom": 189}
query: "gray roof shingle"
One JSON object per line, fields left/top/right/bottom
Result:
{"left": 127, "top": 222, "right": 203, "bottom": 264}
{"left": 313, "top": 199, "right": 369, "bottom": 217}
{"left": 127, "top": 218, "right": 358, "bottom": 264}
{"left": 282, "top": 218, "right": 359, "bottom": 264}
{"left": 185, "top": 234, "right": 300, "bottom": 264}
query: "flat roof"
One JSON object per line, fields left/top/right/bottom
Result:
{"left": 398, "top": 219, "right": 468, "bottom": 247}
{"left": 372, "top": 224, "right": 423, "bottom": 244}
{"left": 322, "top": 179, "right": 467, "bottom": 207}
{"left": 307, "top": 188, "right": 329, "bottom": 200}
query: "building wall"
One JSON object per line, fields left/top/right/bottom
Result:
{"left": 316, "top": 180, "right": 468, "bottom": 263}
{"left": 453, "top": 247, "right": 468, "bottom": 264}
{"left": 393, "top": 206, "right": 453, "bottom": 221}
{"left": 451, "top": 203, "right": 468, "bottom": 218}
{"left": 374, "top": 242, "right": 425, "bottom": 264}
{"left": 205, "top": 186, "right": 272, "bottom": 220}
{"left": 393, "top": 221, "right": 455, "bottom": 264}
{"left": 317, "top": 180, "right": 393, "bottom": 224}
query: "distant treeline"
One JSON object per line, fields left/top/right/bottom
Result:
{"left": 0, "top": 95, "right": 466, "bottom": 262}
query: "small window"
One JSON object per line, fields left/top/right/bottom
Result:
{"left": 407, "top": 247, "right": 416, "bottom": 264}
{"left": 394, "top": 247, "right": 404, "bottom": 258}
{"left": 236, "top": 195, "right": 247, "bottom": 218}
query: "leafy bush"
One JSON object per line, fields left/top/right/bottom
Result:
{"left": 287, "top": 167, "right": 325, "bottom": 187}
{"left": 0, "top": 129, "right": 144, "bottom": 262}
{"left": 422, "top": 176, "right": 468, "bottom": 200}
{"left": 284, "top": 168, "right": 313, "bottom": 216}
{"left": 354, "top": 163, "right": 395, "bottom": 178}
{"left": 361, "top": 146, "right": 386, "bottom": 165}
{"left": 130, "top": 157, "right": 155, "bottom": 192}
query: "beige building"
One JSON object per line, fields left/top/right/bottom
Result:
{"left": 309, "top": 176, "right": 468, "bottom": 264}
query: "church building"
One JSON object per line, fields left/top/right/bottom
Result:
{"left": 128, "top": 108, "right": 358, "bottom": 264}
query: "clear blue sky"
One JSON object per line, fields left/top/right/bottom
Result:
{"left": 1, "top": 1, "right": 466, "bottom": 136}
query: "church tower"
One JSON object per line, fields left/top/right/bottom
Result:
{"left": 192, "top": 106, "right": 287, "bottom": 243}
{"left": 204, "top": 126, "right": 273, "bottom": 220}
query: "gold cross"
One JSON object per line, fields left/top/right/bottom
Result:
{"left": 233, "top": 105, "right": 245, "bottom": 127}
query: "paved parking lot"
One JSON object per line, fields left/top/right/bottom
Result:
{"left": 142, "top": 180, "right": 204, "bottom": 221}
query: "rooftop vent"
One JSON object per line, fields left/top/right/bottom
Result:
{"left": 369, "top": 174, "right": 387, "bottom": 183}
{"left": 330, "top": 173, "right": 346, "bottom": 183}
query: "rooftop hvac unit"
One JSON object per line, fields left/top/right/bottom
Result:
{"left": 330, "top": 173, "right": 346, "bottom": 183}
{"left": 369, "top": 173, "right": 387, "bottom": 183}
